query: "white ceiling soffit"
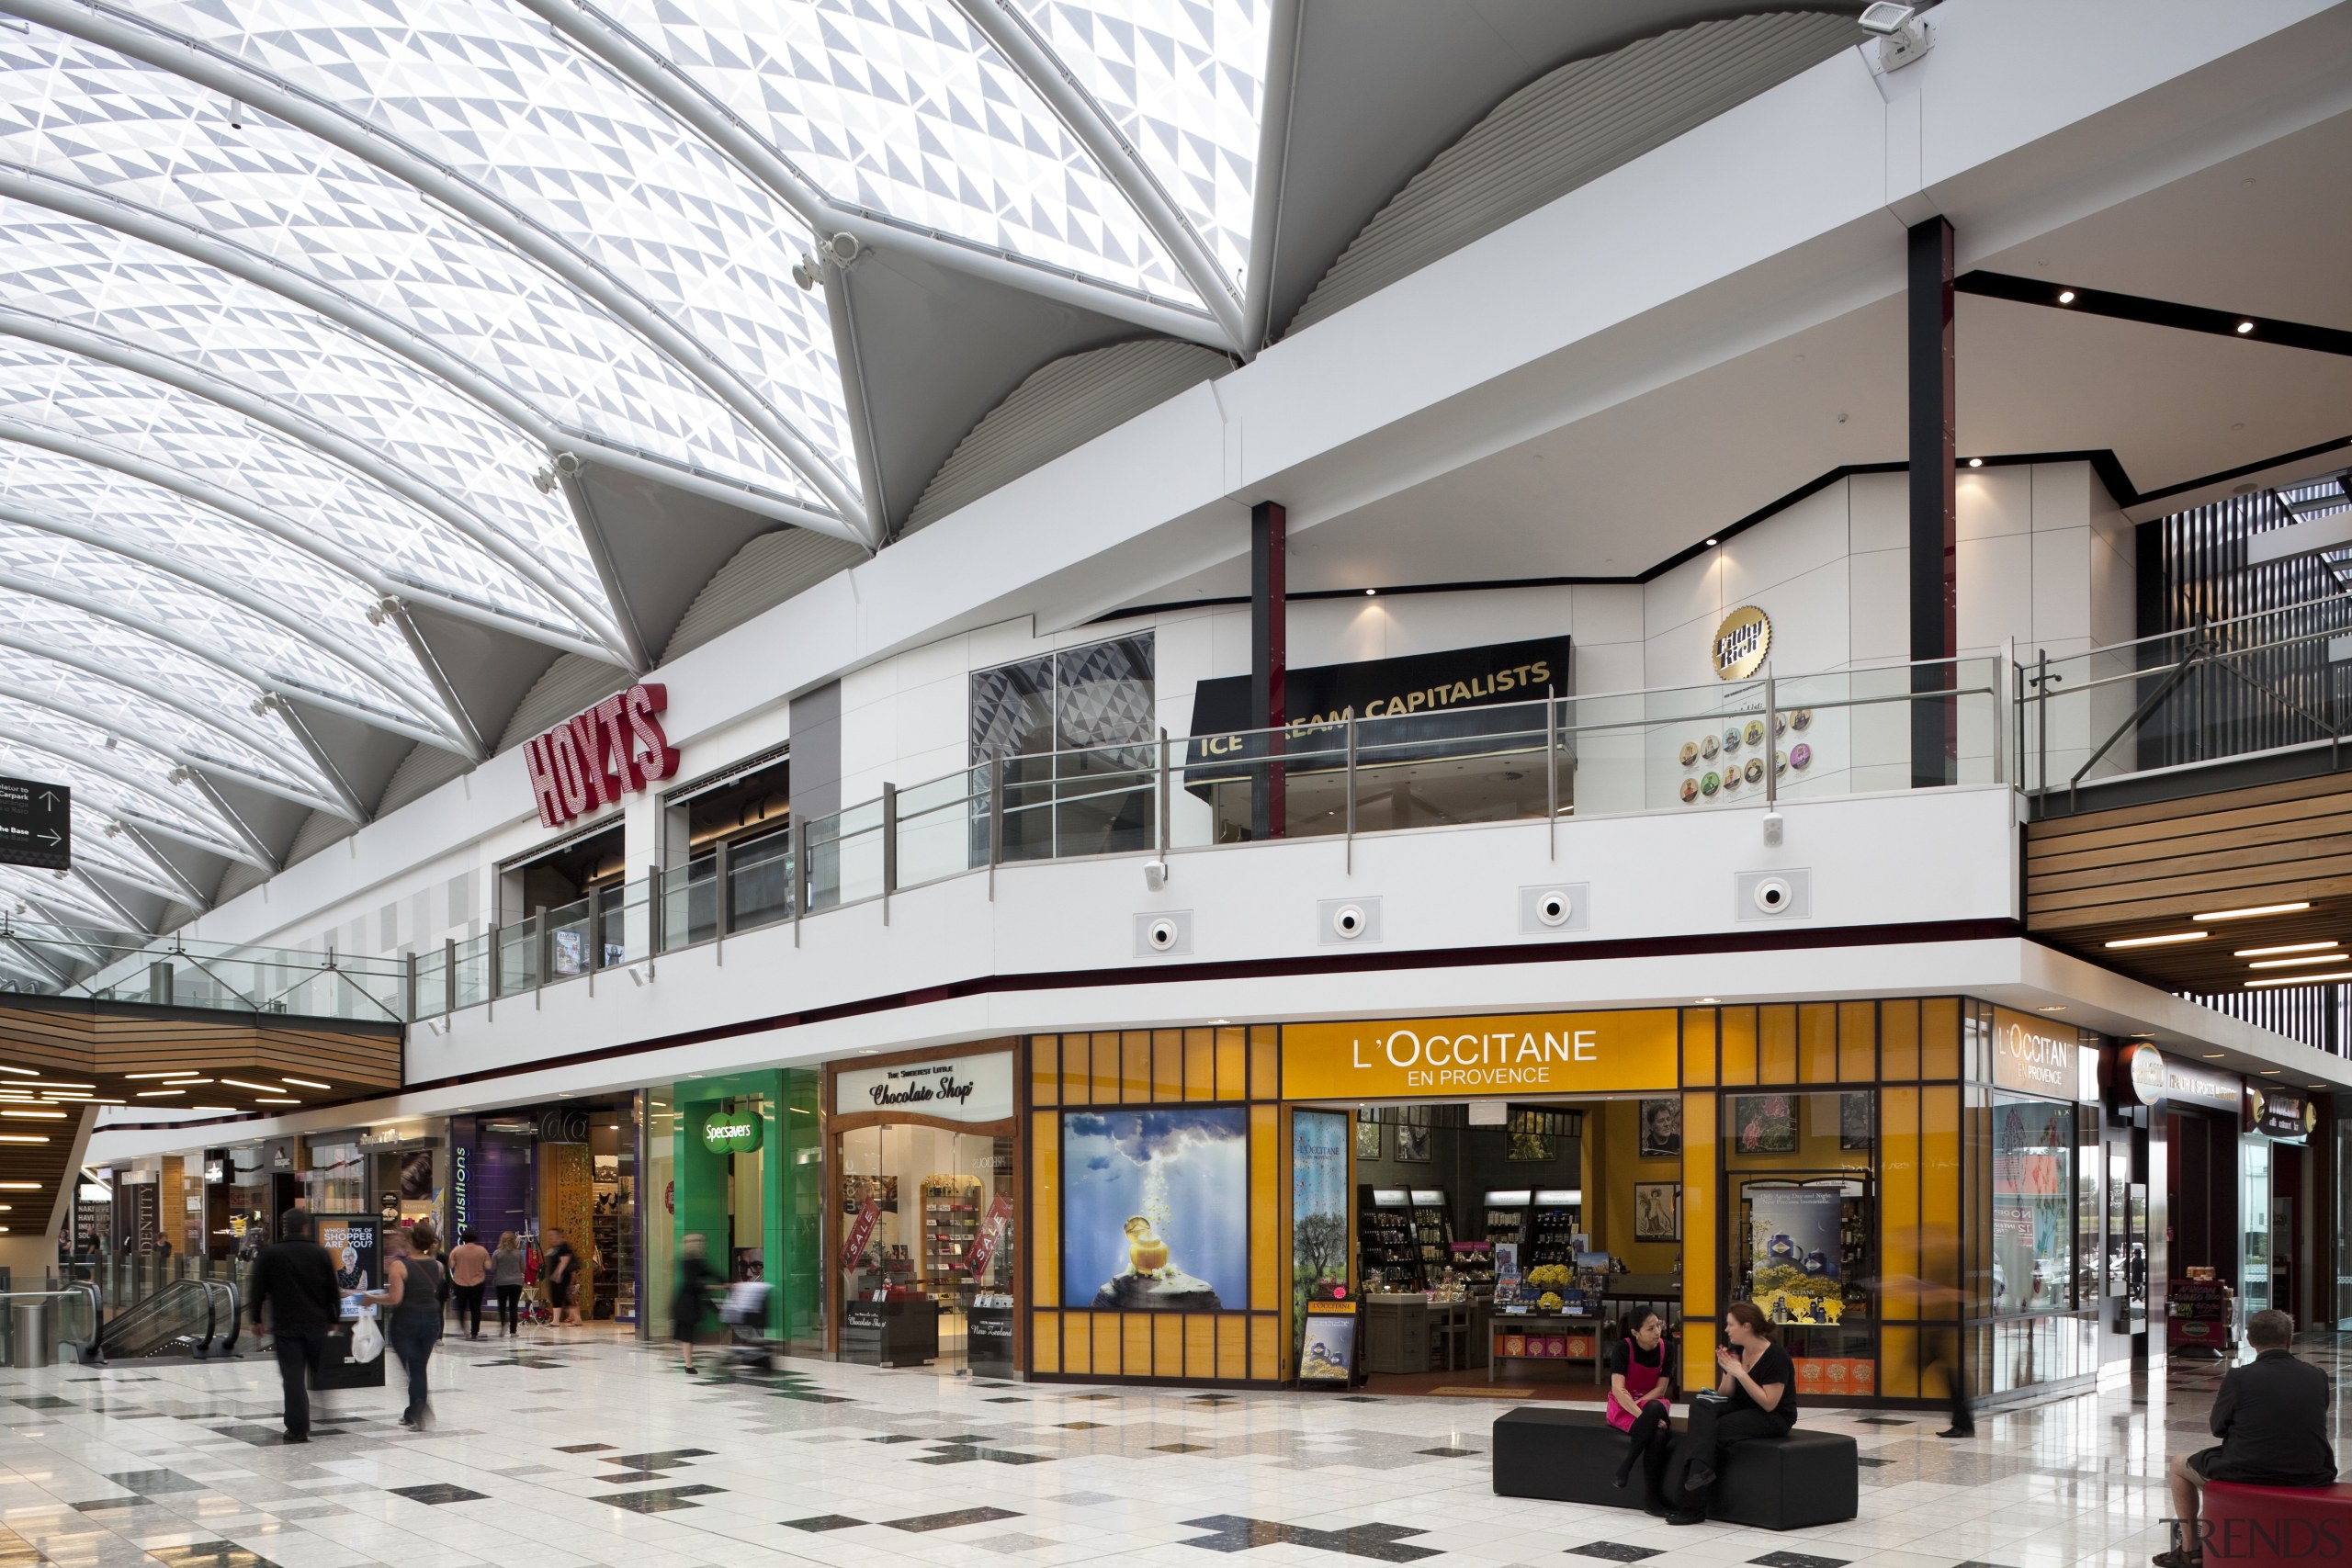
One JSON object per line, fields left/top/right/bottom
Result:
{"left": 662, "top": 530, "right": 872, "bottom": 664}
{"left": 1286, "top": 10, "right": 1862, "bottom": 337}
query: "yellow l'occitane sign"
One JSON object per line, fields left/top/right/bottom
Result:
{"left": 1283, "top": 1010, "right": 1681, "bottom": 1100}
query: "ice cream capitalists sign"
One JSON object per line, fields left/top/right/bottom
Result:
{"left": 523, "top": 682, "right": 680, "bottom": 829}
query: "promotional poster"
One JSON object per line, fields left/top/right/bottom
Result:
{"left": 1063, "top": 1108, "right": 1248, "bottom": 1311}
{"left": 1298, "top": 1303, "right": 1357, "bottom": 1384}
{"left": 1747, "top": 1188, "right": 1843, "bottom": 1325}
{"left": 316, "top": 1214, "right": 381, "bottom": 1300}
{"left": 1292, "top": 1111, "right": 1350, "bottom": 1356}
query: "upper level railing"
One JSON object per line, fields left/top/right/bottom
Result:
{"left": 410, "top": 656, "right": 2006, "bottom": 1020}
{"left": 1, "top": 917, "right": 409, "bottom": 1022}
{"left": 2013, "top": 593, "right": 2352, "bottom": 812}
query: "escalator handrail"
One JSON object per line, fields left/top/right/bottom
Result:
{"left": 201, "top": 1280, "right": 240, "bottom": 1353}
{"left": 0, "top": 1285, "right": 104, "bottom": 1360}
{"left": 94, "top": 1279, "right": 213, "bottom": 1359}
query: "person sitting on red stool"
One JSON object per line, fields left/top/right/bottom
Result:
{"left": 2156, "top": 1308, "right": 2337, "bottom": 1567}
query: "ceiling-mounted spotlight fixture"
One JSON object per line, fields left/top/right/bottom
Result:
{"left": 1966, "top": 457, "right": 1984, "bottom": 468}
{"left": 531, "top": 466, "right": 556, "bottom": 494}
{"left": 2236, "top": 321, "right": 2256, "bottom": 334}
{"left": 828, "top": 231, "right": 863, "bottom": 266}
{"left": 2056, "top": 289, "right": 2076, "bottom": 304}
{"left": 1858, "top": 2, "right": 1932, "bottom": 69}
{"left": 165, "top": 766, "right": 191, "bottom": 786}
{"left": 790, "top": 252, "right": 822, "bottom": 291}
{"left": 365, "top": 596, "right": 400, "bottom": 627}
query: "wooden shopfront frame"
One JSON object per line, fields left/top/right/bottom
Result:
{"left": 821, "top": 1041, "right": 1023, "bottom": 1365}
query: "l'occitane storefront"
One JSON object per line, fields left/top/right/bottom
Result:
{"left": 1023, "top": 998, "right": 2115, "bottom": 1408}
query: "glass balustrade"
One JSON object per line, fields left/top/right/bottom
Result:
{"left": 15, "top": 655, "right": 2017, "bottom": 1024}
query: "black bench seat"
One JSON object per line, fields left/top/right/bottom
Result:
{"left": 1492, "top": 1405, "right": 1859, "bottom": 1529}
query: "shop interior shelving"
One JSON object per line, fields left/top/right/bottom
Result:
{"left": 1410, "top": 1188, "right": 1453, "bottom": 1273}
{"left": 922, "top": 1175, "right": 982, "bottom": 1314}
{"left": 1526, "top": 1188, "right": 1584, "bottom": 1271}
{"left": 1483, "top": 1189, "right": 1532, "bottom": 1254}
{"left": 1358, "top": 1187, "right": 1421, "bottom": 1288}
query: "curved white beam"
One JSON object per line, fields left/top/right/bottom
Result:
{"left": 12, "top": 0, "right": 872, "bottom": 539}
{"left": 0, "top": 729, "right": 255, "bottom": 865}
{"left": 0, "top": 880, "right": 126, "bottom": 943}
{"left": 0, "top": 307, "right": 634, "bottom": 660}
{"left": 1241, "top": 0, "right": 1303, "bottom": 355}
{"left": 107, "top": 806, "right": 268, "bottom": 873}
{"left": 0, "top": 491, "right": 462, "bottom": 744}
{"left": 0, "top": 626, "right": 339, "bottom": 810}
{"left": 66, "top": 866, "right": 153, "bottom": 935}
{"left": 0, "top": 938, "right": 68, "bottom": 987}
{"left": 0, "top": 566, "right": 460, "bottom": 755}
{"left": 0, "top": 164, "right": 872, "bottom": 551}
{"left": 954, "top": 0, "right": 1249, "bottom": 355}
{"left": 521, "top": 0, "right": 1232, "bottom": 353}
{"left": 0, "top": 416, "right": 611, "bottom": 680}
{"left": 0, "top": 680, "right": 357, "bottom": 823}
{"left": 75, "top": 838, "right": 208, "bottom": 910}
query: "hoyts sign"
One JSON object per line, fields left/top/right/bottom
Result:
{"left": 524, "top": 682, "right": 680, "bottom": 829}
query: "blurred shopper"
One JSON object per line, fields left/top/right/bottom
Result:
{"left": 491, "top": 1232, "right": 526, "bottom": 1337}
{"left": 543, "top": 1229, "right": 581, "bottom": 1327}
{"left": 366, "top": 1223, "right": 445, "bottom": 1428}
{"left": 447, "top": 1230, "right": 490, "bottom": 1339}
{"left": 246, "top": 1210, "right": 339, "bottom": 1444}
{"left": 672, "top": 1233, "right": 718, "bottom": 1374}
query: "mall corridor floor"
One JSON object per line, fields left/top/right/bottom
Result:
{"left": 0, "top": 1328, "right": 2325, "bottom": 1568}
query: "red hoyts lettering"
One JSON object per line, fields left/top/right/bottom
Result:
{"left": 524, "top": 735, "right": 567, "bottom": 829}
{"left": 565, "top": 711, "right": 614, "bottom": 810}
{"left": 626, "top": 682, "right": 679, "bottom": 784}
{"left": 525, "top": 682, "right": 679, "bottom": 828}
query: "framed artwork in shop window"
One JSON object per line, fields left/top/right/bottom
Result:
{"left": 1638, "top": 1099, "right": 1681, "bottom": 1158}
{"left": 1394, "top": 1123, "right": 1431, "bottom": 1163}
{"left": 1634, "top": 1182, "right": 1680, "bottom": 1242}
{"left": 1355, "top": 1116, "right": 1382, "bottom": 1159}
{"left": 1837, "top": 1092, "right": 1874, "bottom": 1151}
{"left": 1732, "top": 1094, "right": 1797, "bottom": 1155}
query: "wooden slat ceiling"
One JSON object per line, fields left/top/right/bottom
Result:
{"left": 0, "top": 998, "right": 401, "bottom": 1228}
{"left": 2027, "top": 772, "right": 2352, "bottom": 994}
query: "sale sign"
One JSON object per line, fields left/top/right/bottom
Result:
{"left": 842, "top": 1198, "right": 880, "bottom": 1270}
{"left": 967, "top": 1192, "right": 1012, "bottom": 1280}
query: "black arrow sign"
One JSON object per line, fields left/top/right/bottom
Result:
{"left": 0, "top": 776, "right": 71, "bottom": 872}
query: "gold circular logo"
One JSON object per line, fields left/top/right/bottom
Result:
{"left": 1712, "top": 605, "right": 1771, "bottom": 681}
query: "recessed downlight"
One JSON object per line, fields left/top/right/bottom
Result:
{"left": 2056, "top": 288, "right": 2076, "bottom": 304}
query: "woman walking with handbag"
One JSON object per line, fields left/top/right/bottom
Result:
{"left": 365, "top": 1224, "right": 446, "bottom": 1428}
{"left": 490, "top": 1232, "right": 526, "bottom": 1337}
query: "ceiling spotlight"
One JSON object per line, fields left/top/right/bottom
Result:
{"left": 1695, "top": 997, "right": 1721, "bottom": 1005}
{"left": 365, "top": 596, "right": 401, "bottom": 627}
{"left": 2056, "top": 289, "right": 2076, "bottom": 304}
{"left": 166, "top": 765, "right": 191, "bottom": 786}
{"left": 2236, "top": 321, "right": 2256, "bottom": 334}
{"left": 1364, "top": 588, "right": 1376, "bottom": 596}
{"left": 827, "top": 231, "right": 863, "bottom": 266}
{"left": 1705, "top": 537, "right": 1720, "bottom": 547}
{"left": 1858, "top": 2, "right": 1932, "bottom": 69}
{"left": 531, "top": 466, "right": 557, "bottom": 494}
{"left": 1967, "top": 457, "right": 1984, "bottom": 468}
{"left": 790, "top": 252, "right": 822, "bottom": 291}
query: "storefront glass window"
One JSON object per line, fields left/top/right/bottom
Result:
{"left": 1722, "top": 1092, "right": 1874, "bottom": 1381}
{"left": 305, "top": 1140, "right": 366, "bottom": 1213}
{"left": 1991, "top": 1095, "right": 2073, "bottom": 1316}
{"left": 2242, "top": 1137, "right": 2272, "bottom": 1317}
{"left": 837, "top": 1123, "right": 1015, "bottom": 1366}
{"left": 644, "top": 1096, "right": 677, "bottom": 1337}
{"left": 970, "top": 633, "right": 1156, "bottom": 862}
{"left": 2337, "top": 1117, "right": 2352, "bottom": 1328}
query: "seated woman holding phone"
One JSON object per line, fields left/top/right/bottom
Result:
{"left": 1659, "top": 1301, "right": 1796, "bottom": 1525}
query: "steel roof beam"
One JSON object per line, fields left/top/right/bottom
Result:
{"left": 0, "top": 626, "right": 338, "bottom": 807}
{"left": 66, "top": 866, "right": 153, "bottom": 935}
{"left": 0, "top": 307, "right": 634, "bottom": 660}
{"left": 520, "top": 0, "right": 1232, "bottom": 355}
{"left": 0, "top": 491, "right": 463, "bottom": 745}
{"left": 76, "top": 836, "right": 208, "bottom": 910}
{"left": 0, "top": 680, "right": 357, "bottom": 823}
{"left": 954, "top": 0, "right": 1250, "bottom": 356}
{"left": 107, "top": 806, "right": 266, "bottom": 872}
{"left": 1242, "top": 0, "right": 1303, "bottom": 355}
{"left": 0, "top": 567, "right": 459, "bottom": 756}
{"left": 11, "top": 0, "right": 871, "bottom": 539}
{"left": 0, "top": 164, "right": 871, "bottom": 552}
{"left": 0, "top": 938, "right": 68, "bottom": 987}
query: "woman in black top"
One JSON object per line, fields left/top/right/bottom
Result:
{"left": 365, "top": 1224, "right": 446, "bottom": 1429}
{"left": 1661, "top": 1301, "right": 1796, "bottom": 1524}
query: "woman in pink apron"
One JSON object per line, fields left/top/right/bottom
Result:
{"left": 1609, "top": 1307, "right": 1677, "bottom": 1503}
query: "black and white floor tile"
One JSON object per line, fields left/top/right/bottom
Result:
{"left": 0, "top": 1325, "right": 2336, "bottom": 1568}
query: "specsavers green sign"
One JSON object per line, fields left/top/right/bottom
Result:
{"left": 700, "top": 1112, "right": 763, "bottom": 1155}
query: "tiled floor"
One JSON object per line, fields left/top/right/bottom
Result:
{"left": 0, "top": 1326, "right": 2335, "bottom": 1568}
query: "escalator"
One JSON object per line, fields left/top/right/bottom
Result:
{"left": 91, "top": 1280, "right": 240, "bottom": 1361}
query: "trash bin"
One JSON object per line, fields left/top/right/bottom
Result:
{"left": 10, "top": 1298, "right": 51, "bottom": 1369}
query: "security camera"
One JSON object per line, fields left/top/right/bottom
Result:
{"left": 1752, "top": 876, "right": 1793, "bottom": 915}
{"left": 1142, "top": 859, "right": 1169, "bottom": 891}
{"left": 1146, "top": 918, "right": 1180, "bottom": 953}
{"left": 1535, "top": 890, "right": 1573, "bottom": 928}
{"left": 1331, "top": 903, "right": 1367, "bottom": 941}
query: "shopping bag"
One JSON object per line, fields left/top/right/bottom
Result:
{"left": 348, "top": 1314, "right": 384, "bottom": 1363}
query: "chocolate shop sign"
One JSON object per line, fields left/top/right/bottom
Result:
{"left": 833, "top": 1053, "right": 1012, "bottom": 1123}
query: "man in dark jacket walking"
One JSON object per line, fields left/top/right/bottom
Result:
{"left": 2156, "top": 1308, "right": 2337, "bottom": 1566}
{"left": 247, "top": 1210, "right": 342, "bottom": 1444}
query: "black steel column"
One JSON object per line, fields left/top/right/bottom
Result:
{"left": 1909, "top": 217, "right": 1957, "bottom": 787}
{"left": 1250, "top": 500, "right": 1286, "bottom": 839}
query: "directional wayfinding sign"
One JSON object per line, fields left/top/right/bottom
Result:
{"left": 0, "top": 776, "right": 70, "bottom": 871}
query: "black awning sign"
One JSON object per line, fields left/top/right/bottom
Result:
{"left": 0, "top": 775, "right": 70, "bottom": 872}
{"left": 1183, "top": 636, "right": 1572, "bottom": 793}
